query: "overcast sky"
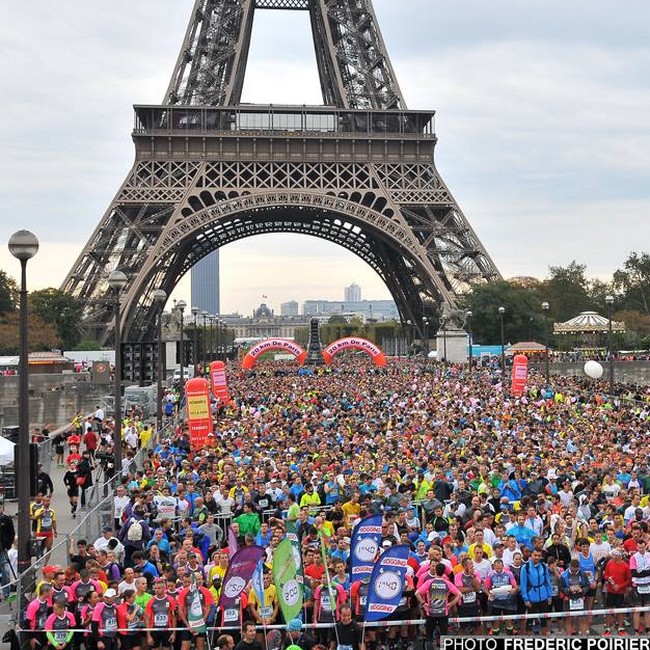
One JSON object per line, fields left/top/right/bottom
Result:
{"left": 0, "top": 0, "right": 649, "bottom": 316}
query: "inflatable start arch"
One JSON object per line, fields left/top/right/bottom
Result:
{"left": 322, "top": 337, "right": 387, "bottom": 367}
{"left": 241, "top": 338, "right": 307, "bottom": 369}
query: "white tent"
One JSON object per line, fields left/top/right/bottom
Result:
{"left": 0, "top": 436, "right": 15, "bottom": 466}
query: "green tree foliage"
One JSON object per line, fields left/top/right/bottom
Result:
{"left": 544, "top": 261, "right": 592, "bottom": 321}
{"left": 0, "top": 270, "right": 18, "bottom": 315}
{"left": 614, "top": 252, "right": 650, "bottom": 315}
{"left": 29, "top": 288, "right": 84, "bottom": 350}
{"left": 461, "top": 280, "right": 546, "bottom": 345}
{"left": 0, "top": 311, "right": 61, "bottom": 355}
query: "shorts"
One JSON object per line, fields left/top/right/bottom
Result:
{"left": 633, "top": 589, "right": 650, "bottom": 606}
{"left": 179, "top": 630, "right": 206, "bottom": 642}
{"left": 605, "top": 592, "right": 626, "bottom": 608}
{"left": 526, "top": 601, "right": 549, "bottom": 628}
{"left": 67, "top": 488, "right": 79, "bottom": 498}
{"left": 120, "top": 633, "right": 143, "bottom": 650}
{"left": 37, "top": 531, "right": 54, "bottom": 540}
{"left": 388, "top": 607, "right": 412, "bottom": 622}
{"left": 150, "top": 631, "right": 171, "bottom": 648}
{"left": 457, "top": 603, "right": 480, "bottom": 629}
{"left": 425, "top": 616, "right": 448, "bottom": 638}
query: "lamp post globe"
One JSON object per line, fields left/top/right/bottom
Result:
{"left": 9, "top": 229, "right": 39, "bottom": 260}
{"left": 177, "top": 300, "right": 187, "bottom": 386}
{"left": 8, "top": 229, "right": 38, "bottom": 609}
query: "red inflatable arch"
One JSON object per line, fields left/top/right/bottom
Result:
{"left": 241, "top": 338, "right": 307, "bottom": 369}
{"left": 321, "top": 337, "right": 387, "bottom": 367}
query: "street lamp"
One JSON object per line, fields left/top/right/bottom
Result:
{"left": 542, "top": 301, "right": 550, "bottom": 383}
{"left": 222, "top": 321, "right": 229, "bottom": 361}
{"left": 421, "top": 316, "right": 429, "bottom": 356}
{"left": 201, "top": 311, "right": 208, "bottom": 368}
{"left": 498, "top": 306, "right": 506, "bottom": 372}
{"left": 177, "top": 300, "right": 187, "bottom": 386}
{"left": 440, "top": 314, "right": 448, "bottom": 366}
{"left": 215, "top": 318, "right": 221, "bottom": 361}
{"left": 191, "top": 306, "right": 199, "bottom": 376}
{"left": 153, "top": 290, "right": 167, "bottom": 432}
{"left": 208, "top": 315, "right": 215, "bottom": 361}
{"left": 8, "top": 229, "right": 38, "bottom": 607}
{"left": 406, "top": 320, "right": 412, "bottom": 354}
{"left": 605, "top": 294, "right": 615, "bottom": 394}
{"left": 466, "top": 311, "right": 473, "bottom": 371}
{"left": 108, "top": 270, "right": 128, "bottom": 476}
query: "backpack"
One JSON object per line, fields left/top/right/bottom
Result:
{"left": 127, "top": 518, "right": 143, "bottom": 542}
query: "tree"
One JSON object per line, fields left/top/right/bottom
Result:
{"left": 461, "top": 280, "right": 546, "bottom": 345}
{"left": 544, "top": 261, "right": 592, "bottom": 322}
{"left": 29, "top": 288, "right": 84, "bottom": 350}
{"left": 0, "top": 312, "right": 61, "bottom": 355}
{"left": 613, "top": 251, "right": 650, "bottom": 315}
{"left": 0, "top": 270, "right": 18, "bottom": 315}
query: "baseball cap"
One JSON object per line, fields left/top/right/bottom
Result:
{"left": 104, "top": 589, "right": 117, "bottom": 598}
{"left": 102, "top": 525, "right": 113, "bottom": 532}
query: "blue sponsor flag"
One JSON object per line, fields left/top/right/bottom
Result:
{"left": 350, "top": 514, "right": 383, "bottom": 579}
{"left": 365, "top": 543, "right": 410, "bottom": 622}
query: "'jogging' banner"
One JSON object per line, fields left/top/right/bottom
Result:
{"left": 350, "top": 514, "right": 383, "bottom": 579}
{"left": 365, "top": 543, "right": 410, "bottom": 622}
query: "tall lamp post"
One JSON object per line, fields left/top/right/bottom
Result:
{"left": 222, "top": 321, "right": 228, "bottom": 361}
{"left": 108, "top": 270, "right": 128, "bottom": 477}
{"left": 466, "top": 311, "right": 473, "bottom": 371}
{"left": 177, "top": 300, "right": 186, "bottom": 386}
{"left": 8, "top": 229, "right": 38, "bottom": 607}
{"left": 153, "top": 290, "right": 167, "bottom": 433}
{"left": 215, "top": 318, "right": 221, "bottom": 361}
{"left": 440, "top": 315, "right": 448, "bottom": 366}
{"left": 191, "top": 306, "right": 199, "bottom": 376}
{"left": 605, "top": 294, "right": 615, "bottom": 394}
{"left": 421, "top": 316, "right": 429, "bottom": 356}
{"left": 209, "top": 315, "right": 215, "bottom": 361}
{"left": 542, "top": 301, "right": 550, "bottom": 383}
{"left": 406, "top": 319, "right": 412, "bottom": 355}
{"left": 201, "top": 311, "right": 208, "bottom": 368}
{"left": 498, "top": 306, "right": 506, "bottom": 372}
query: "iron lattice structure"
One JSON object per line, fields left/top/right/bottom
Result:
{"left": 63, "top": 0, "right": 501, "bottom": 344}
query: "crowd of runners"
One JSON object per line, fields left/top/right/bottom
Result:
{"left": 20, "top": 357, "right": 650, "bottom": 649}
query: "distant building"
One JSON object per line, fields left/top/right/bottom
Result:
{"left": 191, "top": 250, "right": 220, "bottom": 314}
{"left": 344, "top": 283, "right": 362, "bottom": 303}
{"left": 281, "top": 300, "right": 299, "bottom": 316}
{"left": 303, "top": 299, "right": 398, "bottom": 321}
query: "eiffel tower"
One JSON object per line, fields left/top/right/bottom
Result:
{"left": 63, "top": 0, "right": 501, "bottom": 345}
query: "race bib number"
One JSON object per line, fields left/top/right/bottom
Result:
{"left": 359, "top": 596, "right": 367, "bottom": 606}
{"left": 54, "top": 631, "right": 67, "bottom": 644}
{"left": 41, "top": 515, "right": 53, "bottom": 529}
{"left": 637, "top": 585, "right": 650, "bottom": 594}
{"left": 398, "top": 596, "right": 408, "bottom": 607}
{"left": 260, "top": 606, "right": 273, "bottom": 619}
{"left": 105, "top": 616, "right": 118, "bottom": 632}
{"left": 223, "top": 608, "right": 239, "bottom": 623}
{"left": 338, "top": 645, "right": 353, "bottom": 650}
{"left": 462, "top": 591, "right": 477, "bottom": 604}
{"left": 569, "top": 598, "right": 584, "bottom": 611}
{"left": 551, "top": 584, "right": 559, "bottom": 597}
{"left": 321, "top": 594, "right": 332, "bottom": 610}
{"left": 154, "top": 613, "right": 168, "bottom": 627}
{"left": 258, "top": 499, "right": 269, "bottom": 508}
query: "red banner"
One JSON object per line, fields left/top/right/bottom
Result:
{"left": 209, "top": 361, "right": 230, "bottom": 403}
{"left": 322, "top": 337, "right": 387, "bottom": 367}
{"left": 241, "top": 338, "right": 307, "bottom": 369}
{"left": 185, "top": 377, "right": 212, "bottom": 448}
{"left": 511, "top": 354, "right": 528, "bottom": 397}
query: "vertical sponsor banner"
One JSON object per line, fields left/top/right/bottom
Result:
{"left": 365, "top": 544, "right": 410, "bottom": 622}
{"left": 209, "top": 361, "right": 230, "bottom": 403}
{"left": 252, "top": 560, "right": 265, "bottom": 605}
{"left": 272, "top": 538, "right": 304, "bottom": 623}
{"left": 350, "top": 514, "right": 383, "bottom": 579}
{"left": 219, "top": 546, "right": 266, "bottom": 611}
{"left": 185, "top": 378, "right": 212, "bottom": 448}
{"left": 187, "top": 571, "right": 206, "bottom": 633}
{"left": 511, "top": 354, "right": 529, "bottom": 397}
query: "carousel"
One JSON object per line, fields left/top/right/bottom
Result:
{"left": 552, "top": 310, "right": 625, "bottom": 351}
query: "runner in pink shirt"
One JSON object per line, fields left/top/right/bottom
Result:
{"left": 416, "top": 563, "right": 462, "bottom": 641}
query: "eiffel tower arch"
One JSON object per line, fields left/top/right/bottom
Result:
{"left": 63, "top": 0, "right": 501, "bottom": 345}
